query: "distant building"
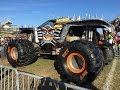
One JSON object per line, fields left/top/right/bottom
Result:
{"left": 0, "top": 19, "right": 19, "bottom": 33}
{"left": 0, "top": 20, "right": 12, "bottom": 29}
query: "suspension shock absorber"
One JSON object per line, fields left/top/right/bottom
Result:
{"left": 34, "top": 28, "right": 39, "bottom": 43}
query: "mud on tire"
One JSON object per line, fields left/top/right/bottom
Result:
{"left": 6, "top": 39, "right": 38, "bottom": 67}
{"left": 54, "top": 40, "right": 104, "bottom": 86}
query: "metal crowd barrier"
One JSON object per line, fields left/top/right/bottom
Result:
{"left": 0, "top": 65, "right": 88, "bottom": 90}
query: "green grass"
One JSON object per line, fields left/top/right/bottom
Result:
{"left": 17, "top": 58, "right": 60, "bottom": 80}
{"left": 111, "top": 58, "right": 120, "bottom": 90}
{"left": 93, "top": 61, "right": 113, "bottom": 89}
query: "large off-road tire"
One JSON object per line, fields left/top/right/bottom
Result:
{"left": 54, "top": 41, "right": 104, "bottom": 86}
{"left": 102, "top": 46, "right": 114, "bottom": 64}
{"left": 109, "top": 46, "right": 115, "bottom": 59}
{"left": 6, "top": 39, "right": 38, "bottom": 67}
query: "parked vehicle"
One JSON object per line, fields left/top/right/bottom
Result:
{"left": 6, "top": 18, "right": 115, "bottom": 86}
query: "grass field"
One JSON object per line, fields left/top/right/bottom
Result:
{"left": 0, "top": 56, "right": 120, "bottom": 90}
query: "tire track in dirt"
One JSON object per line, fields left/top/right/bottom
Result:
{"left": 102, "top": 59, "right": 118, "bottom": 90}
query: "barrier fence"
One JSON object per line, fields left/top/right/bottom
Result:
{"left": 0, "top": 65, "right": 89, "bottom": 90}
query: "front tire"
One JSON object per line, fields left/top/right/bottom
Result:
{"left": 54, "top": 41, "right": 104, "bottom": 86}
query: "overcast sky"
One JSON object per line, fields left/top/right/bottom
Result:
{"left": 0, "top": 0, "right": 119, "bottom": 27}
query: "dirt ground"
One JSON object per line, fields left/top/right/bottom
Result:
{"left": 0, "top": 56, "right": 120, "bottom": 90}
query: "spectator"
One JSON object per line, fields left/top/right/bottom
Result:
{"left": 105, "top": 31, "right": 114, "bottom": 44}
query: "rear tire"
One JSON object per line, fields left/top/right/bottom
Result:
{"left": 109, "top": 46, "right": 114, "bottom": 59}
{"left": 6, "top": 39, "right": 38, "bottom": 67}
{"left": 54, "top": 41, "right": 104, "bottom": 86}
{"left": 102, "top": 46, "right": 114, "bottom": 64}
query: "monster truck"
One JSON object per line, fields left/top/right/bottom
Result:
{"left": 6, "top": 18, "right": 114, "bottom": 86}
